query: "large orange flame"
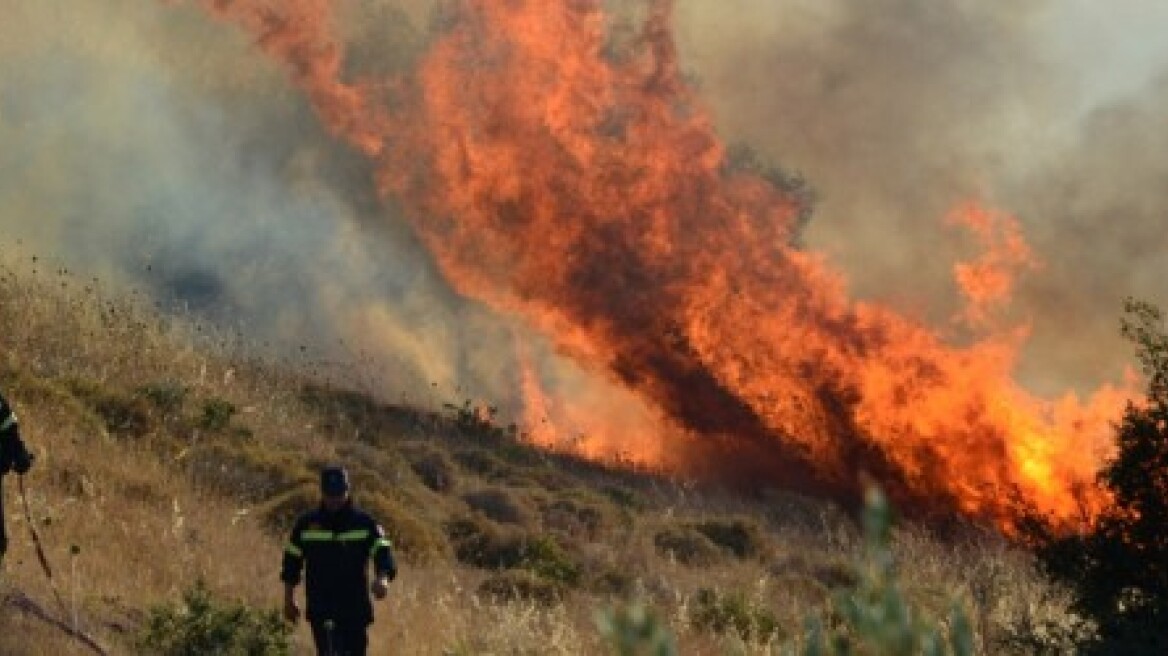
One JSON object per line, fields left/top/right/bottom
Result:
{"left": 192, "top": 0, "right": 1132, "bottom": 532}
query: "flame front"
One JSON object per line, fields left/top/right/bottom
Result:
{"left": 194, "top": 0, "right": 1132, "bottom": 531}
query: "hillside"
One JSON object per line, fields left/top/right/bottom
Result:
{"left": 0, "top": 251, "right": 1075, "bottom": 654}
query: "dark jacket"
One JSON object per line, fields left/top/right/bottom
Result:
{"left": 281, "top": 502, "right": 396, "bottom": 626}
{"left": 0, "top": 391, "right": 32, "bottom": 476}
{"left": 0, "top": 391, "right": 33, "bottom": 554}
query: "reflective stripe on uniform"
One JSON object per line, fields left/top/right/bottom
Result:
{"left": 300, "top": 529, "right": 371, "bottom": 542}
{"left": 300, "top": 530, "right": 335, "bottom": 542}
{"left": 370, "top": 537, "right": 391, "bottom": 557}
{"left": 0, "top": 412, "right": 16, "bottom": 432}
{"left": 284, "top": 543, "right": 303, "bottom": 558}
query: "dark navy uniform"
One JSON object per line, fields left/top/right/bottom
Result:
{"left": 282, "top": 499, "right": 396, "bottom": 655}
{"left": 0, "top": 391, "right": 34, "bottom": 559}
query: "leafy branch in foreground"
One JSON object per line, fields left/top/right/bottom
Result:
{"left": 790, "top": 488, "right": 974, "bottom": 656}
{"left": 596, "top": 602, "right": 677, "bottom": 656}
{"left": 595, "top": 489, "right": 975, "bottom": 655}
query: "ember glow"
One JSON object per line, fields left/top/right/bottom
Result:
{"left": 193, "top": 0, "right": 1134, "bottom": 531}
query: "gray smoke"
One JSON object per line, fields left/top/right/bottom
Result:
{"left": 0, "top": 0, "right": 524, "bottom": 405}
{"left": 2, "top": 0, "right": 1165, "bottom": 416}
{"left": 673, "top": 0, "right": 1168, "bottom": 394}
{"left": 1003, "top": 69, "right": 1168, "bottom": 393}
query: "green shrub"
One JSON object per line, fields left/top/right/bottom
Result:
{"left": 188, "top": 442, "right": 308, "bottom": 503}
{"left": 96, "top": 392, "right": 156, "bottom": 436}
{"left": 137, "top": 579, "right": 291, "bottom": 656}
{"left": 477, "top": 571, "right": 565, "bottom": 606}
{"left": 540, "top": 495, "right": 613, "bottom": 540}
{"left": 690, "top": 588, "right": 781, "bottom": 642}
{"left": 444, "top": 517, "right": 579, "bottom": 584}
{"left": 408, "top": 448, "right": 458, "bottom": 493}
{"left": 453, "top": 448, "right": 510, "bottom": 479}
{"left": 597, "top": 602, "right": 678, "bottom": 656}
{"left": 462, "top": 487, "right": 532, "bottom": 525}
{"left": 694, "top": 518, "right": 767, "bottom": 560}
{"left": 258, "top": 483, "right": 318, "bottom": 534}
{"left": 199, "top": 397, "right": 238, "bottom": 432}
{"left": 789, "top": 488, "right": 974, "bottom": 656}
{"left": 601, "top": 485, "right": 641, "bottom": 511}
{"left": 773, "top": 554, "right": 860, "bottom": 592}
{"left": 137, "top": 381, "right": 189, "bottom": 413}
{"left": 64, "top": 378, "right": 156, "bottom": 437}
{"left": 359, "top": 493, "right": 451, "bottom": 562}
{"left": 809, "top": 562, "right": 860, "bottom": 591}
{"left": 589, "top": 568, "right": 636, "bottom": 596}
{"left": 445, "top": 516, "right": 526, "bottom": 570}
{"left": 520, "top": 535, "right": 581, "bottom": 586}
{"left": 653, "top": 527, "right": 720, "bottom": 566}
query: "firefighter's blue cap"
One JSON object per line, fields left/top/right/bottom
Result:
{"left": 320, "top": 466, "right": 350, "bottom": 496}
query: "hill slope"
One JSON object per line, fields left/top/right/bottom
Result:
{"left": 0, "top": 252, "right": 1074, "bottom": 654}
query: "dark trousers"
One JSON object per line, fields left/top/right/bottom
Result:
{"left": 310, "top": 620, "right": 368, "bottom": 656}
{"left": 0, "top": 481, "right": 7, "bottom": 557}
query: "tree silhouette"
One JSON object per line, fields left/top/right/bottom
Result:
{"left": 1034, "top": 298, "right": 1168, "bottom": 654}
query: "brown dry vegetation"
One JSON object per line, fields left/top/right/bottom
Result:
{"left": 0, "top": 249, "right": 1077, "bottom": 654}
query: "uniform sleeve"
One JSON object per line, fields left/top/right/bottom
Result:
{"left": 0, "top": 396, "right": 16, "bottom": 435}
{"left": 0, "top": 395, "right": 32, "bottom": 475}
{"left": 281, "top": 517, "right": 306, "bottom": 586}
{"left": 370, "top": 521, "right": 397, "bottom": 581}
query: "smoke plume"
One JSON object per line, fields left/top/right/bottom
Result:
{"left": 3, "top": 0, "right": 1165, "bottom": 529}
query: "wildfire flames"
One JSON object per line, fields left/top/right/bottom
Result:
{"left": 195, "top": 0, "right": 1133, "bottom": 532}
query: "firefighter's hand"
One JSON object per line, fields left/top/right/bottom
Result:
{"left": 371, "top": 576, "right": 389, "bottom": 600}
{"left": 13, "top": 451, "right": 33, "bottom": 475}
{"left": 283, "top": 598, "right": 300, "bottom": 624}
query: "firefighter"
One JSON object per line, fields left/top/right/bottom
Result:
{"left": 0, "top": 389, "right": 34, "bottom": 566}
{"left": 282, "top": 465, "right": 396, "bottom": 656}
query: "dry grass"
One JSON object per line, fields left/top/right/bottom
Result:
{"left": 0, "top": 250, "right": 1078, "bottom": 654}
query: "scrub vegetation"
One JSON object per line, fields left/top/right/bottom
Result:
{"left": 0, "top": 253, "right": 1096, "bottom": 654}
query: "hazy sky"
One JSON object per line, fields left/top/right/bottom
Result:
{"left": 674, "top": 0, "right": 1168, "bottom": 393}
{"left": 2, "top": 0, "right": 1166, "bottom": 404}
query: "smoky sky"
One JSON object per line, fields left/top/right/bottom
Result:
{"left": 0, "top": 0, "right": 518, "bottom": 404}
{"left": 673, "top": 0, "right": 1168, "bottom": 394}
{"left": 2, "top": 0, "right": 1165, "bottom": 413}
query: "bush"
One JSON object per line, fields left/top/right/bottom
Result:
{"left": 444, "top": 516, "right": 580, "bottom": 584}
{"left": 462, "top": 487, "right": 532, "bottom": 525}
{"left": 446, "top": 516, "right": 526, "bottom": 570}
{"left": 520, "top": 535, "right": 581, "bottom": 586}
{"left": 408, "top": 448, "right": 458, "bottom": 492}
{"left": 1031, "top": 299, "right": 1168, "bottom": 655}
{"left": 690, "top": 588, "right": 781, "bottom": 642}
{"left": 137, "top": 381, "right": 189, "bottom": 413}
{"left": 65, "top": 378, "right": 156, "bottom": 438}
{"left": 453, "top": 448, "right": 510, "bottom": 479}
{"left": 601, "top": 485, "right": 641, "bottom": 511}
{"left": 477, "top": 571, "right": 565, "bottom": 606}
{"left": 188, "top": 442, "right": 308, "bottom": 503}
{"left": 790, "top": 488, "right": 973, "bottom": 656}
{"left": 199, "top": 397, "right": 238, "bottom": 432}
{"left": 359, "top": 493, "right": 451, "bottom": 562}
{"left": 694, "top": 518, "right": 767, "bottom": 560}
{"left": 653, "top": 527, "right": 720, "bottom": 566}
{"left": 258, "top": 483, "right": 318, "bottom": 534}
{"left": 589, "top": 568, "right": 636, "bottom": 596}
{"left": 540, "top": 495, "right": 613, "bottom": 541}
{"left": 137, "top": 579, "right": 291, "bottom": 656}
{"left": 596, "top": 602, "right": 677, "bottom": 656}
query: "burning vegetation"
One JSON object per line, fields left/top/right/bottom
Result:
{"left": 192, "top": 0, "right": 1134, "bottom": 533}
